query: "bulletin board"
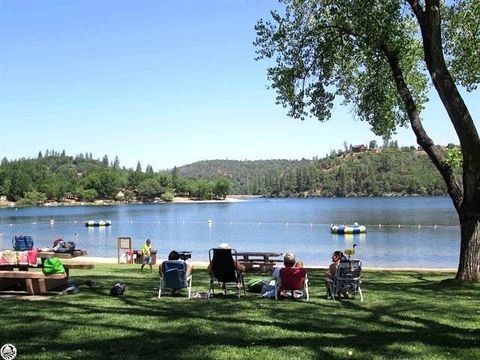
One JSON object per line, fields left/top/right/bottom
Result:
{"left": 117, "top": 237, "right": 132, "bottom": 264}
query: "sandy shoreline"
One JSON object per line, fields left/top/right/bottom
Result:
{"left": 0, "top": 195, "right": 259, "bottom": 208}
{"left": 170, "top": 195, "right": 250, "bottom": 204}
{"left": 68, "top": 256, "right": 456, "bottom": 272}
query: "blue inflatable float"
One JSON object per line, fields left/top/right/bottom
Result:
{"left": 331, "top": 223, "right": 366, "bottom": 234}
{"left": 85, "top": 220, "right": 112, "bottom": 227}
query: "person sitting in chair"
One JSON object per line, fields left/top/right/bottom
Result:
{"left": 207, "top": 243, "right": 245, "bottom": 273}
{"left": 272, "top": 252, "right": 306, "bottom": 299}
{"left": 325, "top": 250, "right": 345, "bottom": 298}
{"left": 165, "top": 250, "right": 193, "bottom": 277}
{"left": 158, "top": 250, "right": 193, "bottom": 298}
{"left": 272, "top": 252, "right": 304, "bottom": 280}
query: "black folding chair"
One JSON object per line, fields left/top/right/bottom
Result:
{"left": 208, "top": 248, "right": 245, "bottom": 298}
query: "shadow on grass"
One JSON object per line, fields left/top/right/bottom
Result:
{"left": 1, "top": 269, "right": 479, "bottom": 359}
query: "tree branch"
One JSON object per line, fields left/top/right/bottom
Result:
{"left": 406, "top": 0, "right": 425, "bottom": 24}
{"left": 381, "top": 45, "right": 463, "bottom": 212}
{"left": 416, "top": 0, "right": 480, "bottom": 214}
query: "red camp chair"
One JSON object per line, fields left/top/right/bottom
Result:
{"left": 274, "top": 267, "right": 309, "bottom": 301}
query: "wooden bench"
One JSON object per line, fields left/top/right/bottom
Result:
{"left": 0, "top": 270, "right": 67, "bottom": 295}
{"left": 63, "top": 263, "right": 94, "bottom": 270}
{"left": 37, "top": 250, "right": 88, "bottom": 259}
{"left": 63, "top": 263, "right": 94, "bottom": 276}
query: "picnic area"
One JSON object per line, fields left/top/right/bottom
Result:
{"left": 0, "top": 264, "right": 478, "bottom": 360}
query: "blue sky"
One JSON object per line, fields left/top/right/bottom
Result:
{"left": 1, "top": 0, "right": 478, "bottom": 171}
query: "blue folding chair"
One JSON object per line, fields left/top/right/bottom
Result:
{"left": 158, "top": 260, "right": 192, "bottom": 298}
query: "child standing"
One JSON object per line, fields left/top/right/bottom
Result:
{"left": 140, "top": 239, "right": 153, "bottom": 273}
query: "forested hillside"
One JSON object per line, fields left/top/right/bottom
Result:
{"left": 0, "top": 151, "right": 231, "bottom": 205}
{"left": 177, "top": 159, "right": 311, "bottom": 194}
{"left": 178, "top": 147, "right": 447, "bottom": 197}
{"left": 0, "top": 146, "right": 448, "bottom": 206}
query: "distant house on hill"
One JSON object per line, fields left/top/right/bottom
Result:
{"left": 352, "top": 144, "right": 367, "bottom": 153}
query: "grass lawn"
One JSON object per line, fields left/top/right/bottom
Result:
{"left": 0, "top": 265, "right": 479, "bottom": 360}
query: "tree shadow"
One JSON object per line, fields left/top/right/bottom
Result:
{"left": 1, "top": 269, "right": 478, "bottom": 359}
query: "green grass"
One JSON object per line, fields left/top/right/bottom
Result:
{"left": 1, "top": 266, "right": 479, "bottom": 359}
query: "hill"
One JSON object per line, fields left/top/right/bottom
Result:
{"left": 176, "top": 159, "right": 311, "bottom": 194}
{"left": 0, "top": 146, "right": 449, "bottom": 205}
{"left": 177, "top": 147, "right": 447, "bottom": 197}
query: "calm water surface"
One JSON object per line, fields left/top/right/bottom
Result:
{"left": 0, "top": 197, "right": 459, "bottom": 268}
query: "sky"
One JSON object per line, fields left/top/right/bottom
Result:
{"left": 1, "top": 0, "right": 479, "bottom": 171}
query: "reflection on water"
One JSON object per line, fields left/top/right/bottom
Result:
{"left": 0, "top": 197, "right": 459, "bottom": 268}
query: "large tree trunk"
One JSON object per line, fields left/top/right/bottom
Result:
{"left": 404, "top": 0, "right": 480, "bottom": 281}
{"left": 382, "top": 44, "right": 480, "bottom": 281}
{"left": 385, "top": 49, "right": 479, "bottom": 281}
{"left": 457, "top": 204, "right": 480, "bottom": 281}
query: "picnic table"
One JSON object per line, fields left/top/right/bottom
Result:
{"left": 37, "top": 249, "right": 88, "bottom": 259}
{"left": 236, "top": 251, "right": 283, "bottom": 273}
{"left": 37, "top": 250, "right": 94, "bottom": 275}
{"left": 0, "top": 249, "right": 93, "bottom": 295}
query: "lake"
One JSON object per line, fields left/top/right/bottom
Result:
{"left": 0, "top": 197, "right": 460, "bottom": 268}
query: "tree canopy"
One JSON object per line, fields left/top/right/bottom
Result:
{"left": 0, "top": 152, "right": 233, "bottom": 204}
{"left": 255, "top": 0, "right": 480, "bottom": 281}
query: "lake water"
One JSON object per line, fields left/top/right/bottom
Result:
{"left": 0, "top": 197, "right": 460, "bottom": 268}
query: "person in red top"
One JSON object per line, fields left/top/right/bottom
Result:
{"left": 272, "top": 252, "right": 303, "bottom": 280}
{"left": 273, "top": 252, "right": 306, "bottom": 298}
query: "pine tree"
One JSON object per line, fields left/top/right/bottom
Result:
{"left": 113, "top": 156, "right": 120, "bottom": 170}
{"left": 102, "top": 155, "right": 109, "bottom": 166}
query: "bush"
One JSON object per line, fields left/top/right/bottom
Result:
{"left": 161, "top": 191, "right": 174, "bottom": 202}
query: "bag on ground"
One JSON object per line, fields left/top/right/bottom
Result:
{"left": 110, "top": 283, "right": 127, "bottom": 296}
{"left": 247, "top": 278, "right": 266, "bottom": 293}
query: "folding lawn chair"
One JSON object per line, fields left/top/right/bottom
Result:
{"left": 329, "top": 259, "right": 363, "bottom": 301}
{"left": 208, "top": 248, "right": 245, "bottom": 298}
{"left": 158, "top": 260, "right": 192, "bottom": 299}
{"left": 274, "top": 267, "right": 309, "bottom": 301}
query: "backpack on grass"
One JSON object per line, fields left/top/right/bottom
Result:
{"left": 110, "top": 283, "right": 127, "bottom": 297}
{"left": 247, "top": 278, "right": 266, "bottom": 293}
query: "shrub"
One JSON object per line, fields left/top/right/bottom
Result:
{"left": 161, "top": 191, "right": 174, "bottom": 202}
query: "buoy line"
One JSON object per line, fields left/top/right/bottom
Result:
{"left": 0, "top": 220, "right": 460, "bottom": 228}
